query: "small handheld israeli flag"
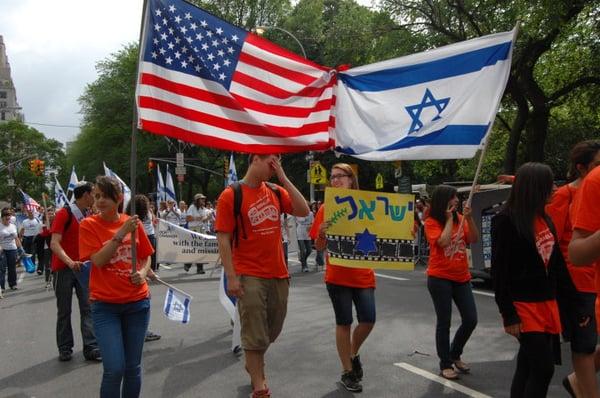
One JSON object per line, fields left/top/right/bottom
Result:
{"left": 163, "top": 287, "right": 192, "bottom": 324}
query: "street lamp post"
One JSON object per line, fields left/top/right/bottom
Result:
{"left": 252, "top": 26, "right": 315, "bottom": 202}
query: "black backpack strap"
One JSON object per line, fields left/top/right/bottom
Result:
{"left": 63, "top": 205, "right": 73, "bottom": 234}
{"left": 231, "top": 182, "right": 245, "bottom": 247}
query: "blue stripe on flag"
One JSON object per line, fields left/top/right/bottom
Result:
{"left": 182, "top": 298, "right": 190, "bottom": 324}
{"left": 339, "top": 42, "right": 512, "bottom": 92}
{"left": 337, "top": 124, "right": 489, "bottom": 154}
{"left": 164, "top": 289, "right": 173, "bottom": 315}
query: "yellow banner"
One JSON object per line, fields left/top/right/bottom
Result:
{"left": 324, "top": 187, "right": 415, "bottom": 270}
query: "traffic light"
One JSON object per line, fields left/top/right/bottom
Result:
{"left": 29, "top": 159, "right": 45, "bottom": 176}
{"left": 29, "top": 159, "right": 36, "bottom": 173}
{"left": 148, "top": 160, "right": 155, "bottom": 174}
{"left": 37, "top": 160, "right": 45, "bottom": 175}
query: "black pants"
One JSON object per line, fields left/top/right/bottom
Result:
{"left": 148, "top": 234, "right": 157, "bottom": 271}
{"left": 54, "top": 268, "right": 97, "bottom": 354}
{"left": 33, "top": 235, "right": 45, "bottom": 272}
{"left": 510, "top": 332, "right": 555, "bottom": 398}
{"left": 427, "top": 276, "right": 478, "bottom": 370}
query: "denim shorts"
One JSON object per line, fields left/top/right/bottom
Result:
{"left": 326, "top": 283, "right": 376, "bottom": 325}
{"left": 562, "top": 291, "right": 597, "bottom": 354}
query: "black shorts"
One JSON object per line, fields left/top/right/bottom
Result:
{"left": 562, "top": 291, "right": 597, "bottom": 354}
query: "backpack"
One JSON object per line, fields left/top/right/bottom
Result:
{"left": 231, "top": 182, "right": 282, "bottom": 247}
{"left": 63, "top": 205, "right": 74, "bottom": 234}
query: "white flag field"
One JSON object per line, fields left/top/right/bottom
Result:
{"left": 333, "top": 28, "right": 516, "bottom": 161}
{"left": 156, "top": 219, "right": 220, "bottom": 264}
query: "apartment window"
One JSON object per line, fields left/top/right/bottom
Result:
{"left": 1, "top": 112, "right": 5, "bottom": 120}
{"left": 0, "top": 91, "right": 6, "bottom": 99}
{"left": 0, "top": 101, "right": 6, "bottom": 108}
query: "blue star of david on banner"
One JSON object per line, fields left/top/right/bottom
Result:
{"left": 405, "top": 88, "right": 450, "bottom": 134}
{"left": 354, "top": 228, "right": 378, "bottom": 256}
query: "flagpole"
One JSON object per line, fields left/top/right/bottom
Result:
{"left": 154, "top": 276, "right": 194, "bottom": 299}
{"left": 129, "top": 0, "right": 150, "bottom": 272}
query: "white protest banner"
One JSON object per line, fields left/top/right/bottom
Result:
{"left": 156, "top": 219, "right": 219, "bottom": 264}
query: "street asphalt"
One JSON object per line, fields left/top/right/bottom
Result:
{"left": 0, "top": 253, "right": 575, "bottom": 397}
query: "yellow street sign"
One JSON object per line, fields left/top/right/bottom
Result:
{"left": 375, "top": 173, "right": 384, "bottom": 190}
{"left": 310, "top": 161, "right": 328, "bottom": 184}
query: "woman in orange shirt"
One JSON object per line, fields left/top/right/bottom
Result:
{"left": 309, "top": 163, "right": 375, "bottom": 393}
{"left": 424, "top": 185, "right": 479, "bottom": 380}
{"left": 79, "top": 176, "right": 154, "bottom": 398}
{"left": 492, "top": 163, "right": 577, "bottom": 397}
{"left": 546, "top": 140, "right": 600, "bottom": 397}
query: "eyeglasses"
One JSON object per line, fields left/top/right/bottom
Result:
{"left": 330, "top": 174, "right": 350, "bottom": 180}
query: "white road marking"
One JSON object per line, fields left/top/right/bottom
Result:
{"left": 394, "top": 362, "right": 493, "bottom": 398}
{"left": 472, "top": 290, "right": 494, "bottom": 297}
{"left": 375, "top": 273, "right": 409, "bottom": 281}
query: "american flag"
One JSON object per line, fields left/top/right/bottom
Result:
{"left": 136, "top": 0, "right": 335, "bottom": 154}
{"left": 19, "top": 189, "right": 41, "bottom": 213}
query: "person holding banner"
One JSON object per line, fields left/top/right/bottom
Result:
{"left": 79, "top": 176, "right": 154, "bottom": 398}
{"left": 492, "top": 163, "right": 578, "bottom": 397}
{"left": 545, "top": 140, "right": 600, "bottom": 397}
{"left": 424, "top": 185, "right": 479, "bottom": 380}
{"left": 216, "top": 153, "right": 309, "bottom": 398}
{"left": 310, "top": 163, "right": 375, "bottom": 393}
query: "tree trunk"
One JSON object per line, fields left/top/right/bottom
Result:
{"left": 526, "top": 107, "right": 550, "bottom": 163}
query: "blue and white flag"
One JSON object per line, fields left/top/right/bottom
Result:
{"left": 54, "top": 177, "right": 69, "bottom": 208}
{"left": 334, "top": 28, "right": 516, "bottom": 160}
{"left": 67, "top": 166, "right": 79, "bottom": 193}
{"left": 163, "top": 287, "right": 192, "bottom": 324}
{"left": 156, "top": 163, "right": 166, "bottom": 202}
{"left": 165, "top": 164, "right": 177, "bottom": 203}
{"left": 103, "top": 162, "right": 132, "bottom": 208}
{"left": 227, "top": 153, "right": 238, "bottom": 186}
{"left": 219, "top": 269, "right": 241, "bottom": 352}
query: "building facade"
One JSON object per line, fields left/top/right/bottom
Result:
{"left": 0, "top": 35, "right": 24, "bottom": 122}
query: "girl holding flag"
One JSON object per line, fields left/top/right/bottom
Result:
{"left": 79, "top": 176, "right": 154, "bottom": 398}
{"left": 424, "top": 185, "right": 479, "bottom": 380}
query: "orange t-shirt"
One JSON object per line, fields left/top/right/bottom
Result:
{"left": 424, "top": 215, "right": 471, "bottom": 283}
{"left": 309, "top": 206, "right": 375, "bottom": 288}
{"left": 513, "top": 217, "right": 561, "bottom": 334}
{"left": 546, "top": 184, "right": 595, "bottom": 292}
{"left": 215, "top": 182, "right": 292, "bottom": 279}
{"left": 79, "top": 214, "right": 154, "bottom": 304}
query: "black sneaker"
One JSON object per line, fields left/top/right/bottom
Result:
{"left": 184, "top": 264, "right": 191, "bottom": 272}
{"left": 58, "top": 351, "right": 72, "bottom": 362}
{"left": 352, "top": 355, "right": 363, "bottom": 381}
{"left": 145, "top": 331, "right": 162, "bottom": 342}
{"left": 84, "top": 348, "right": 102, "bottom": 362}
{"left": 341, "top": 371, "right": 362, "bottom": 392}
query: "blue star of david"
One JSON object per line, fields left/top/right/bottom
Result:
{"left": 354, "top": 228, "right": 378, "bottom": 256}
{"left": 405, "top": 88, "right": 450, "bottom": 134}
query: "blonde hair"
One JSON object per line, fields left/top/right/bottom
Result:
{"left": 331, "top": 163, "right": 359, "bottom": 189}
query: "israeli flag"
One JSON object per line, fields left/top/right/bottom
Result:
{"left": 163, "top": 287, "right": 192, "bottom": 324}
{"left": 103, "top": 162, "right": 132, "bottom": 209}
{"left": 156, "top": 163, "right": 166, "bottom": 202}
{"left": 54, "top": 177, "right": 69, "bottom": 208}
{"left": 218, "top": 269, "right": 241, "bottom": 352}
{"left": 67, "top": 166, "right": 78, "bottom": 193}
{"left": 165, "top": 164, "right": 177, "bottom": 203}
{"left": 334, "top": 28, "right": 516, "bottom": 160}
{"left": 227, "top": 153, "right": 238, "bottom": 186}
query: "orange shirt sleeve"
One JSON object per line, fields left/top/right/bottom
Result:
{"left": 546, "top": 185, "right": 571, "bottom": 241}
{"left": 573, "top": 167, "right": 600, "bottom": 233}
{"left": 309, "top": 206, "right": 325, "bottom": 240}
{"left": 215, "top": 187, "right": 235, "bottom": 233}
{"left": 424, "top": 217, "right": 443, "bottom": 246}
{"left": 78, "top": 219, "right": 102, "bottom": 262}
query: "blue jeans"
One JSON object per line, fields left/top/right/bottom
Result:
{"left": 0, "top": 249, "right": 17, "bottom": 289}
{"left": 427, "top": 276, "right": 478, "bottom": 370}
{"left": 298, "top": 240, "right": 312, "bottom": 268}
{"left": 91, "top": 299, "right": 150, "bottom": 398}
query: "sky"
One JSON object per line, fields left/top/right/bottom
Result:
{"left": 1, "top": 0, "right": 375, "bottom": 146}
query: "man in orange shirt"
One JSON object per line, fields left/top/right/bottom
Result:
{"left": 215, "top": 154, "right": 309, "bottom": 398}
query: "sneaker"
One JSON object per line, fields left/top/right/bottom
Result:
{"left": 84, "top": 348, "right": 102, "bottom": 362}
{"left": 341, "top": 371, "right": 362, "bottom": 392}
{"left": 58, "top": 351, "right": 72, "bottom": 362}
{"left": 145, "top": 331, "right": 162, "bottom": 342}
{"left": 251, "top": 388, "right": 271, "bottom": 397}
{"left": 9, "top": 286, "right": 18, "bottom": 290}
{"left": 352, "top": 355, "right": 363, "bottom": 380}
{"left": 301, "top": 267, "right": 309, "bottom": 273}
{"left": 184, "top": 264, "right": 191, "bottom": 272}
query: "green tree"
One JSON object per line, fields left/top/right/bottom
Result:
{"left": 0, "top": 121, "right": 65, "bottom": 206}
